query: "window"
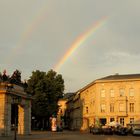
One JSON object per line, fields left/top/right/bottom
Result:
{"left": 101, "top": 104, "right": 106, "bottom": 112}
{"left": 119, "top": 88, "right": 125, "bottom": 96}
{"left": 110, "top": 89, "right": 115, "bottom": 97}
{"left": 101, "top": 89, "right": 105, "bottom": 98}
{"left": 110, "top": 118, "right": 115, "bottom": 122}
{"left": 129, "top": 88, "right": 134, "bottom": 97}
{"left": 130, "top": 103, "right": 134, "bottom": 112}
{"left": 110, "top": 103, "right": 114, "bottom": 112}
{"left": 130, "top": 118, "right": 134, "bottom": 124}
{"left": 119, "top": 103, "right": 125, "bottom": 112}
{"left": 120, "top": 118, "right": 124, "bottom": 126}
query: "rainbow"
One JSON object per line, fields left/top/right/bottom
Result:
{"left": 5, "top": 4, "right": 48, "bottom": 64}
{"left": 54, "top": 17, "right": 108, "bottom": 72}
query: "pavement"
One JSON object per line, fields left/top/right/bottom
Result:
{"left": 0, "top": 131, "right": 86, "bottom": 140}
{"left": 0, "top": 130, "right": 140, "bottom": 140}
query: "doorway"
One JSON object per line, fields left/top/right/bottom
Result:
{"left": 11, "top": 104, "right": 18, "bottom": 130}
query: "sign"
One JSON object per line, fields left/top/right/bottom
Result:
{"left": 51, "top": 117, "right": 57, "bottom": 131}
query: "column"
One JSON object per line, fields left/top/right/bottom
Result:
{"left": 4, "top": 95, "right": 11, "bottom": 136}
{"left": 0, "top": 94, "right": 11, "bottom": 136}
{"left": 0, "top": 94, "right": 5, "bottom": 136}
{"left": 18, "top": 105, "right": 24, "bottom": 134}
{"left": 24, "top": 103, "right": 31, "bottom": 135}
{"left": 18, "top": 100, "right": 31, "bottom": 135}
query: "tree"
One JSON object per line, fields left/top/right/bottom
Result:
{"left": 2, "top": 70, "right": 9, "bottom": 82}
{"left": 0, "top": 72, "right": 2, "bottom": 81}
{"left": 27, "top": 69, "right": 64, "bottom": 129}
{"left": 10, "top": 69, "right": 21, "bottom": 84}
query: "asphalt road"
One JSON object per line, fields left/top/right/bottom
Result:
{"left": 0, "top": 131, "right": 140, "bottom": 140}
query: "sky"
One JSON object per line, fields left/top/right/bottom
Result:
{"left": 0, "top": 0, "right": 140, "bottom": 93}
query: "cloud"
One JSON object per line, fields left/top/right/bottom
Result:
{"left": 0, "top": 0, "right": 140, "bottom": 92}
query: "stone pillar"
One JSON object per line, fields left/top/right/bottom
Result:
{"left": 24, "top": 102, "right": 31, "bottom": 135}
{"left": 4, "top": 95, "right": 11, "bottom": 136}
{"left": 18, "top": 105, "right": 24, "bottom": 134}
{"left": 0, "top": 94, "right": 11, "bottom": 136}
{"left": 18, "top": 100, "right": 31, "bottom": 135}
{"left": 0, "top": 94, "right": 5, "bottom": 136}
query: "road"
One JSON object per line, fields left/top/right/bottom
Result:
{"left": 0, "top": 131, "right": 140, "bottom": 140}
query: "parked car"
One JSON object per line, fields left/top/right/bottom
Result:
{"left": 132, "top": 128, "right": 140, "bottom": 136}
{"left": 115, "top": 127, "right": 128, "bottom": 135}
{"left": 89, "top": 125, "right": 94, "bottom": 133}
{"left": 103, "top": 127, "right": 113, "bottom": 135}
{"left": 92, "top": 127, "right": 102, "bottom": 135}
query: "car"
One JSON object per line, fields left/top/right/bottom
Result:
{"left": 115, "top": 127, "right": 128, "bottom": 135}
{"left": 92, "top": 127, "right": 102, "bottom": 134}
{"left": 89, "top": 125, "right": 94, "bottom": 133}
{"left": 132, "top": 128, "right": 140, "bottom": 136}
{"left": 103, "top": 127, "right": 113, "bottom": 135}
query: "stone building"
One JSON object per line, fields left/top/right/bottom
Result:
{"left": 57, "top": 93, "right": 74, "bottom": 129}
{"left": 0, "top": 82, "right": 32, "bottom": 136}
{"left": 65, "top": 93, "right": 75, "bottom": 129}
{"left": 57, "top": 99, "right": 67, "bottom": 128}
{"left": 65, "top": 74, "right": 140, "bottom": 130}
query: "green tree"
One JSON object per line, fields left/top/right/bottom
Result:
{"left": 27, "top": 69, "right": 64, "bottom": 129}
{"left": 10, "top": 69, "right": 21, "bottom": 84}
{"left": 2, "top": 70, "right": 9, "bottom": 82}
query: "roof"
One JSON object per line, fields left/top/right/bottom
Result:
{"left": 62, "top": 92, "right": 75, "bottom": 99}
{"left": 0, "top": 82, "right": 32, "bottom": 99}
{"left": 76, "top": 73, "right": 140, "bottom": 93}
{"left": 97, "top": 74, "right": 140, "bottom": 81}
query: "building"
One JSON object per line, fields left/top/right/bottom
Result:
{"left": 65, "top": 74, "right": 140, "bottom": 130}
{"left": 0, "top": 82, "right": 32, "bottom": 136}
{"left": 65, "top": 93, "right": 75, "bottom": 129}
{"left": 57, "top": 99, "right": 67, "bottom": 128}
{"left": 57, "top": 93, "right": 74, "bottom": 129}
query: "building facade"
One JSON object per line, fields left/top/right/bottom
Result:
{"left": 0, "top": 82, "right": 32, "bottom": 136}
{"left": 57, "top": 99, "right": 67, "bottom": 128}
{"left": 65, "top": 74, "right": 140, "bottom": 130}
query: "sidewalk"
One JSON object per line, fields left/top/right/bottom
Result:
{"left": 0, "top": 131, "right": 47, "bottom": 140}
{"left": 0, "top": 130, "right": 89, "bottom": 140}
{"left": 0, "top": 131, "right": 64, "bottom": 140}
